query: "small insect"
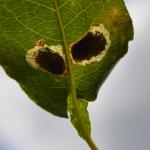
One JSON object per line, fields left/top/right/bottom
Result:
{"left": 26, "top": 39, "right": 67, "bottom": 75}
{"left": 35, "top": 38, "right": 45, "bottom": 46}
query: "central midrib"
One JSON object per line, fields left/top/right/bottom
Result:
{"left": 54, "top": 1, "right": 99, "bottom": 150}
{"left": 54, "top": 0, "right": 87, "bottom": 138}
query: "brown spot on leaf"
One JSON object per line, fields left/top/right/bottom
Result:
{"left": 71, "top": 31, "right": 107, "bottom": 61}
{"left": 36, "top": 47, "right": 66, "bottom": 75}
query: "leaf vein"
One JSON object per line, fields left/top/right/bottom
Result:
{"left": 25, "top": 0, "right": 55, "bottom": 12}
{"left": 64, "top": 0, "right": 92, "bottom": 28}
{"left": 3, "top": 5, "right": 60, "bottom": 42}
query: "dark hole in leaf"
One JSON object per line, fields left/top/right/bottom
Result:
{"left": 36, "top": 47, "right": 66, "bottom": 75}
{"left": 71, "top": 31, "right": 107, "bottom": 61}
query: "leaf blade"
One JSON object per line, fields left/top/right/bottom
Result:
{"left": 0, "top": 0, "right": 133, "bottom": 117}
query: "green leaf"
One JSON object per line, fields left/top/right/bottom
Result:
{"left": 67, "top": 94, "right": 91, "bottom": 138}
{"left": 0, "top": 0, "right": 133, "bottom": 117}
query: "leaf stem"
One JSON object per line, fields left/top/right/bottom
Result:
{"left": 54, "top": 1, "right": 99, "bottom": 150}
